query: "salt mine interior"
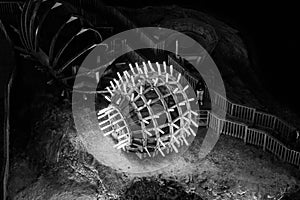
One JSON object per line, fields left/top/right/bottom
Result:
{"left": 0, "top": 0, "right": 299, "bottom": 200}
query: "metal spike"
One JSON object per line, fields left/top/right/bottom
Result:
{"left": 188, "top": 127, "right": 196, "bottom": 136}
{"left": 181, "top": 135, "right": 189, "bottom": 145}
{"left": 131, "top": 76, "right": 135, "bottom": 86}
{"left": 104, "top": 95, "right": 111, "bottom": 102}
{"left": 124, "top": 71, "right": 130, "bottom": 82}
{"left": 163, "top": 61, "right": 167, "bottom": 73}
{"left": 117, "top": 134, "right": 127, "bottom": 140}
{"left": 144, "top": 130, "right": 152, "bottom": 136}
{"left": 156, "top": 62, "right": 161, "bottom": 75}
{"left": 173, "top": 88, "right": 179, "bottom": 93}
{"left": 158, "top": 146, "right": 165, "bottom": 157}
{"left": 147, "top": 100, "right": 152, "bottom": 105}
{"left": 142, "top": 62, "right": 148, "bottom": 74}
{"left": 113, "top": 78, "right": 121, "bottom": 89}
{"left": 166, "top": 73, "right": 169, "bottom": 83}
{"left": 142, "top": 119, "right": 150, "bottom": 124}
{"left": 182, "top": 85, "right": 189, "bottom": 92}
{"left": 170, "top": 65, "right": 173, "bottom": 76}
{"left": 190, "top": 110, "right": 198, "bottom": 116}
{"left": 179, "top": 101, "right": 186, "bottom": 106}
{"left": 99, "top": 112, "right": 117, "bottom": 121}
{"left": 104, "top": 129, "right": 114, "bottom": 136}
{"left": 184, "top": 127, "right": 191, "bottom": 136}
{"left": 98, "top": 106, "right": 113, "bottom": 115}
{"left": 188, "top": 98, "right": 195, "bottom": 102}
{"left": 190, "top": 118, "right": 198, "bottom": 127}
{"left": 98, "top": 113, "right": 108, "bottom": 119}
{"left": 123, "top": 84, "right": 127, "bottom": 93}
{"left": 101, "top": 123, "right": 112, "bottom": 130}
{"left": 177, "top": 73, "right": 181, "bottom": 82}
{"left": 182, "top": 116, "right": 189, "bottom": 122}
{"left": 153, "top": 78, "right": 158, "bottom": 86}
{"left": 129, "top": 63, "right": 136, "bottom": 74}
{"left": 171, "top": 122, "right": 179, "bottom": 129}
{"left": 135, "top": 63, "right": 143, "bottom": 74}
{"left": 158, "top": 139, "right": 166, "bottom": 148}
{"left": 117, "top": 72, "right": 123, "bottom": 83}
{"left": 113, "top": 138, "right": 128, "bottom": 147}
{"left": 144, "top": 147, "right": 151, "bottom": 157}
{"left": 116, "top": 126, "right": 126, "bottom": 132}
{"left": 109, "top": 113, "right": 119, "bottom": 119}
{"left": 115, "top": 139, "right": 129, "bottom": 149}
{"left": 110, "top": 81, "right": 116, "bottom": 90}
{"left": 99, "top": 119, "right": 110, "bottom": 126}
{"left": 139, "top": 85, "right": 143, "bottom": 94}
{"left": 111, "top": 118, "right": 124, "bottom": 125}
{"left": 134, "top": 93, "right": 140, "bottom": 101}
{"left": 148, "top": 60, "right": 155, "bottom": 71}
{"left": 137, "top": 105, "right": 146, "bottom": 111}
{"left": 144, "top": 115, "right": 159, "bottom": 120}
{"left": 157, "top": 128, "right": 164, "bottom": 134}
{"left": 137, "top": 67, "right": 143, "bottom": 74}
{"left": 171, "top": 142, "right": 178, "bottom": 153}
{"left": 106, "top": 87, "right": 113, "bottom": 96}
{"left": 172, "top": 135, "right": 180, "bottom": 145}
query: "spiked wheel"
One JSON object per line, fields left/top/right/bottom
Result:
{"left": 97, "top": 61, "right": 199, "bottom": 159}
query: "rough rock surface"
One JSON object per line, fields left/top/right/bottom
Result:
{"left": 8, "top": 95, "right": 300, "bottom": 199}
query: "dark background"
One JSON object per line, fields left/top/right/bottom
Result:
{"left": 103, "top": 0, "right": 299, "bottom": 115}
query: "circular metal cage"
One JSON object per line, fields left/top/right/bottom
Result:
{"left": 97, "top": 61, "right": 199, "bottom": 158}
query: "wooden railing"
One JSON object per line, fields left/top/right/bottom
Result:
{"left": 200, "top": 111, "right": 300, "bottom": 168}
{"left": 210, "top": 91, "right": 296, "bottom": 139}
{"left": 167, "top": 57, "right": 299, "bottom": 168}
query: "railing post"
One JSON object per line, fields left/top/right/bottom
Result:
{"left": 263, "top": 133, "right": 267, "bottom": 151}
{"left": 217, "top": 118, "right": 221, "bottom": 134}
{"left": 251, "top": 108, "right": 256, "bottom": 125}
{"left": 244, "top": 126, "right": 248, "bottom": 143}
{"left": 283, "top": 147, "right": 287, "bottom": 162}
{"left": 230, "top": 103, "right": 234, "bottom": 116}
{"left": 207, "top": 112, "right": 211, "bottom": 129}
{"left": 272, "top": 116, "right": 277, "bottom": 130}
{"left": 206, "top": 111, "right": 209, "bottom": 128}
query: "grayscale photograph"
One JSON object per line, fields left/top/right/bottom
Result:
{"left": 0, "top": 0, "right": 299, "bottom": 199}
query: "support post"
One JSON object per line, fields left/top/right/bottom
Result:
{"left": 283, "top": 147, "right": 287, "bottom": 162}
{"left": 272, "top": 116, "right": 277, "bottom": 130}
{"left": 263, "top": 133, "right": 267, "bottom": 151}
{"left": 217, "top": 118, "right": 221, "bottom": 135}
{"left": 230, "top": 103, "right": 234, "bottom": 116}
{"left": 244, "top": 126, "right": 248, "bottom": 143}
{"left": 251, "top": 108, "right": 256, "bottom": 126}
